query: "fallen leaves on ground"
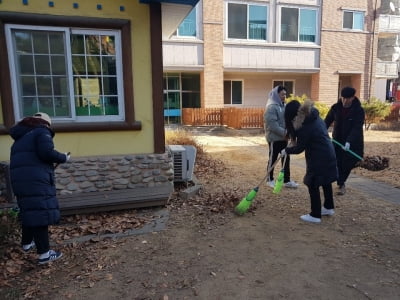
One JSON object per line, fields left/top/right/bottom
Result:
{"left": 0, "top": 151, "right": 235, "bottom": 299}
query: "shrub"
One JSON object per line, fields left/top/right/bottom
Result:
{"left": 286, "top": 94, "right": 330, "bottom": 119}
{"left": 362, "top": 97, "right": 392, "bottom": 130}
{"left": 0, "top": 208, "right": 20, "bottom": 257}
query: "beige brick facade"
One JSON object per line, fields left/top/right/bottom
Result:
{"left": 318, "top": 0, "right": 380, "bottom": 103}
{"left": 202, "top": 0, "right": 224, "bottom": 107}
{"left": 163, "top": 0, "right": 385, "bottom": 111}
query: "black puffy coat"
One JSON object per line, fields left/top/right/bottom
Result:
{"left": 9, "top": 118, "right": 67, "bottom": 227}
{"left": 285, "top": 101, "right": 338, "bottom": 187}
{"left": 324, "top": 97, "right": 365, "bottom": 166}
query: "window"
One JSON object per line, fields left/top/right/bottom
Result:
{"left": 181, "top": 73, "right": 200, "bottom": 108}
{"left": 6, "top": 24, "right": 124, "bottom": 122}
{"left": 227, "top": 3, "right": 268, "bottom": 40}
{"left": 280, "top": 7, "right": 317, "bottom": 42}
{"left": 224, "top": 80, "right": 243, "bottom": 105}
{"left": 273, "top": 80, "right": 294, "bottom": 96}
{"left": 176, "top": 7, "right": 197, "bottom": 37}
{"left": 343, "top": 11, "right": 364, "bottom": 30}
{"left": 163, "top": 73, "right": 200, "bottom": 124}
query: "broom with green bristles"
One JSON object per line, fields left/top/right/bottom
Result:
{"left": 273, "top": 155, "right": 287, "bottom": 194}
{"left": 235, "top": 154, "right": 281, "bottom": 215}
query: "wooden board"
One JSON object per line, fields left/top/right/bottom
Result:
{"left": 58, "top": 184, "right": 173, "bottom": 215}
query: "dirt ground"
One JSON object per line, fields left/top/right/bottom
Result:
{"left": 1, "top": 128, "right": 400, "bottom": 300}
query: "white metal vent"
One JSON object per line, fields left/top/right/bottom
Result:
{"left": 169, "top": 145, "right": 197, "bottom": 182}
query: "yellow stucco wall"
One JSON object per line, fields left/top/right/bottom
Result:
{"left": 0, "top": 0, "right": 156, "bottom": 161}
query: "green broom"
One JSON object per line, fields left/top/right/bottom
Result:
{"left": 273, "top": 155, "right": 287, "bottom": 194}
{"left": 235, "top": 155, "right": 281, "bottom": 215}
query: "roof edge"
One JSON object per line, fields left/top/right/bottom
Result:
{"left": 140, "top": 0, "right": 199, "bottom": 6}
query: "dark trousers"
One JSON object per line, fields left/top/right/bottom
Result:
{"left": 335, "top": 146, "right": 355, "bottom": 187}
{"left": 307, "top": 183, "right": 334, "bottom": 218}
{"left": 21, "top": 225, "right": 50, "bottom": 255}
{"left": 267, "top": 140, "right": 290, "bottom": 182}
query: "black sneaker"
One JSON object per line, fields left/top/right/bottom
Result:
{"left": 38, "top": 250, "right": 63, "bottom": 265}
{"left": 337, "top": 185, "right": 346, "bottom": 195}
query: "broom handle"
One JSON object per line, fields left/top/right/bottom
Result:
{"left": 331, "top": 139, "right": 363, "bottom": 161}
{"left": 282, "top": 154, "right": 287, "bottom": 169}
{"left": 257, "top": 153, "right": 282, "bottom": 187}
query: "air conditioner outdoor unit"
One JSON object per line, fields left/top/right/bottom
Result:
{"left": 169, "top": 145, "right": 197, "bottom": 182}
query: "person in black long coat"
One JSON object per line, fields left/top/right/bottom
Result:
{"left": 281, "top": 100, "right": 338, "bottom": 224}
{"left": 9, "top": 112, "right": 69, "bottom": 264}
{"left": 325, "top": 87, "right": 365, "bottom": 195}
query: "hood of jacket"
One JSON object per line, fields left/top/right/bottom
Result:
{"left": 292, "top": 100, "right": 319, "bottom": 130}
{"left": 10, "top": 122, "right": 54, "bottom": 141}
{"left": 266, "top": 86, "right": 284, "bottom": 108}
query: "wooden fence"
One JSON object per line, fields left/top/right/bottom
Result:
{"left": 182, "top": 107, "right": 265, "bottom": 129}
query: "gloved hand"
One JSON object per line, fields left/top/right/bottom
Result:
{"left": 65, "top": 152, "right": 71, "bottom": 162}
{"left": 280, "top": 149, "right": 287, "bottom": 157}
{"left": 343, "top": 142, "right": 350, "bottom": 151}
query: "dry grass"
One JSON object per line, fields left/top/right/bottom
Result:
{"left": 165, "top": 128, "right": 205, "bottom": 155}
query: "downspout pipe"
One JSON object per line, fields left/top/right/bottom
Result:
{"left": 369, "top": 0, "right": 378, "bottom": 102}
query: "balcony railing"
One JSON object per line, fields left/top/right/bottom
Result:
{"left": 379, "top": 15, "right": 400, "bottom": 33}
{"left": 376, "top": 61, "right": 399, "bottom": 78}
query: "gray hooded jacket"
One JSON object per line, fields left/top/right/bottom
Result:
{"left": 264, "top": 86, "right": 286, "bottom": 142}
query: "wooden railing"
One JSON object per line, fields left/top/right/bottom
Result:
{"left": 182, "top": 107, "right": 265, "bottom": 129}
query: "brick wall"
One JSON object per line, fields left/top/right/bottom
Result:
{"left": 319, "top": 0, "right": 380, "bottom": 103}
{"left": 202, "top": 0, "right": 224, "bottom": 107}
{"left": 0, "top": 151, "right": 174, "bottom": 203}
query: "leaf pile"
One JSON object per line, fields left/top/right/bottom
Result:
{"left": 169, "top": 187, "right": 242, "bottom": 214}
{"left": 51, "top": 210, "right": 152, "bottom": 241}
{"left": 194, "top": 151, "right": 227, "bottom": 177}
{"left": 168, "top": 150, "right": 251, "bottom": 214}
{"left": 358, "top": 155, "right": 389, "bottom": 171}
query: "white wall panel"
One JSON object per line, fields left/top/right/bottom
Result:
{"left": 224, "top": 44, "right": 320, "bottom": 71}
{"left": 163, "top": 42, "right": 204, "bottom": 67}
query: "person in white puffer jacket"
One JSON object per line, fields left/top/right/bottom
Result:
{"left": 264, "top": 86, "right": 298, "bottom": 189}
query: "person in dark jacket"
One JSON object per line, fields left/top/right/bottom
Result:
{"left": 325, "top": 87, "right": 365, "bottom": 195}
{"left": 10, "top": 112, "right": 70, "bottom": 264}
{"left": 281, "top": 100, "right": 338, "bottom": 224}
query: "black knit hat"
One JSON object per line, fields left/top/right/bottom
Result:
{"left": 285, "top": 100, "right": 301, "bottom": 123}
{"left": 341, "top": 87, "right": 356, "bottom": 98}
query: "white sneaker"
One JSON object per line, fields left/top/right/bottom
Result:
{"left": 22, "top": 241, "right": 35, "bottom": 252}
{"left": 267, "top": 180, "right": 275, "bottom": 188}
{"left": 38, "top": 250, "right": 63, "bottom": 265}
{"left": 284, "top": 181, "right": 298, "bottom": 188}
{"left": 300, "top": 214, "right": 321, "bottom": 224}
{"left": 321, "top": 207, "right": 335, "bottom": 216}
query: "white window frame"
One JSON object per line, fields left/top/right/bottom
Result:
{"left": 278, "top": 5, "right": 319, "bottom": 44}
{"left": 225, "top": 1, "right": 269, "bottom": 42}
{"left": 342, "top": 10, "right": 365, "bottom": 31}
{"left": 175, "top": 6, "right": 199, "bottom": 39}
{"left": 5, "top": 24, "right": 125, "bottom": 123}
